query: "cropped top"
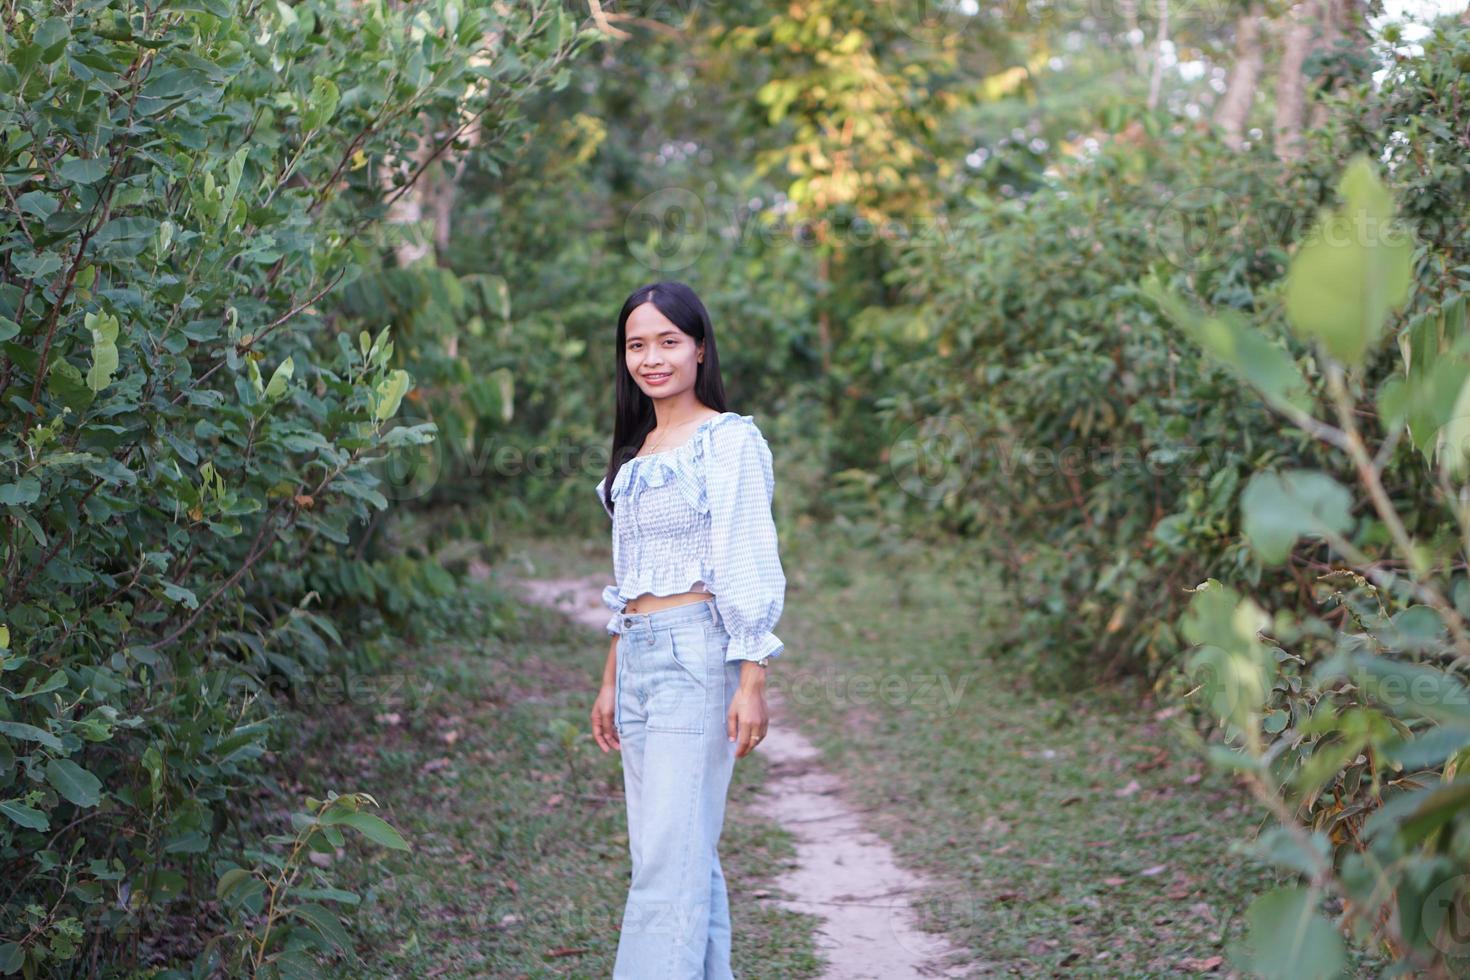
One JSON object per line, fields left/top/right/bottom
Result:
{"left": 595, "top": 411, "right": 786, "bottom": 664}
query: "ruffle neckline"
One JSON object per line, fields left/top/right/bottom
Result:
{"left": 608, "top": 411, "right": 753, "bottom": 509}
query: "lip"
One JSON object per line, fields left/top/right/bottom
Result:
{"left": 643, "top": 373, "right": 671, "bottom": 385}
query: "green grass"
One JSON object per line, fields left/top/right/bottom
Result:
{"left": 288, "top": 538, "right": 822, "bottom": 978}
{"left": 766, "top": 522, "right": 1392, "bottom": 978}
{"left": 291, "top": 522, "right": 1387, "bottom": 977}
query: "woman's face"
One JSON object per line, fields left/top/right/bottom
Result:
{"left": 624, "top": 303, "right": 702, "bottom": 400}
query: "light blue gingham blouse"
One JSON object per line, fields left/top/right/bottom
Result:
{"left": 596, "top": 411, "right": 786, "bottom": 664}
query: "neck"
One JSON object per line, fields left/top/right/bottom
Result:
{"left": 650, "top": 394, "right": 708, "bottom": 431}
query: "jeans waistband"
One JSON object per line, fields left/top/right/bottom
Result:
{"left": 614, "top": 597, "right": 718, "bottom": 635}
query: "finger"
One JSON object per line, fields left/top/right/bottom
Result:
{"left": 736, "top": 718, "right": 757, "bottom": 758}
{"left": 727, "top": 706, "right": 738, "bottom": 744}
{"left": 591, "top": 717, "right": 606, "bottom": 753}
{"left": 593, "top": 713, "right": 618, "bottom": 754}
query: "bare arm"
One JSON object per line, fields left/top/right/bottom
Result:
{"left": 591, "top": 636, "right": 620, "bottom": 753}
{"left": 602, "top": 636, "right": 617, "bottom": 688}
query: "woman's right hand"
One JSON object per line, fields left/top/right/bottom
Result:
{"left": 591, "top": 682, "right": 620, "bottom": 753}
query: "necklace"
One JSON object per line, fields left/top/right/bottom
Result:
{"left": 639, "top": 414, "right": 708, "bottom": 457}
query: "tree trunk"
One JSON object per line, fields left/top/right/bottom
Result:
{"left": 384, "top": 31, "right": 498, "bottom": 269}
{"left": 1146, "top": 0, "right": 1170, "bottom": 112}
{"left": 1309, "top": 0, "right": 1366, "bottom": 132}
{"left": 384, "top": 156, "right": 437, "bottom": 268}
{"left": 1215, "top": 2, "right": 1264, "bottom": 149}
{"left": 817, "top": 246, "right": 832, "bottom": 375}
{"left": 1272, "top": 3, "right": 1314, "bottom": 164}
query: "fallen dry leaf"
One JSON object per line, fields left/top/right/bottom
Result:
{"left": 1135, "top": 748, "right": 1170, "bottom": 772}
{"left": 1179, "top": 955, "right": 1224, "bottom": 972}
{"left": 545, "top": 947, "right": 588, "bottom": 958}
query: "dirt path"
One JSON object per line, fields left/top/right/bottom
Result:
{"left": 512, "top": 573, "right": 975, "bottom": 979}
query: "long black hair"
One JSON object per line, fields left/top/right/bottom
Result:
{"left": 599, "top": 281, "right": 728, "bottom": 515}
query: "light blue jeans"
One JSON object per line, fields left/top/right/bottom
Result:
{"left": 612, "top": 597, "right": 743, "bottom": 980}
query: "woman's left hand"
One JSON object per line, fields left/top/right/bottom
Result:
{"left": 727, "top": 665, "right": 769, "bottom": 758}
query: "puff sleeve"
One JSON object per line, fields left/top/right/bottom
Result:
{"left": 706, "top": 418, "right": 786, "bottom": 664}
{"left": 596, "top": 476, "right": 621, "bottom": 635}
{"left": 595, "top": 475, "right": 614, "bottom": 520}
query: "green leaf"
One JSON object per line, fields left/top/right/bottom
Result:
{"left": 0, "top": 942, "right": 22, "bottom": 973}
{"left": 269, "top": 949, "right": 323, "bottom": 980}
{"left": 1284, "top": 155, "right": 1415, "bottom": 366}
{"left": 34, "top": 17, "right": 71, "bottom": 62}
{"left": 1332, "top": 654, "right": 1470, "bottom": 726}
{"left": 302, "top": 76, "right": 340, "bottom": 130}
{"left": 1440, "top": 370, "right": 1470, "bottom": 478}
{"left": 1142, "top": 276, "right": 1312, "bottom": 414}
{"left": 373, "top": 368, "right": 411, "bottom": 421}
{"left": 0, "top": 799, "right": 49, "bottom": 831}
{"left": 0, "top": 477, "right": 41, "bottom": 506}
{"left": 45, "top": 758, "right": 102, "bottom": 807}
{"left": 293, "top": 903, "right": 355, "bottom": 956}
{"left": 1383, "top": 726, "right": 1470, "bottom": 769}
{"left": 264, "top": 355, "right": 294, "bottom": 401}
{"left": 1250, "top": 826, "right": 1330, "bottom": 877}
{"left": 1397, "top": 780, "right": 1470, "bottom": 847}
{"left": 321, "top": 809, "right": 410, "bottom": 850}
{"left": 1244, "top": 887, "right": 1346, "bottom": 980}
{"left": 16, "top": 191, "right": 58, "bottom": 219}
{"left": 1180, "top": 581, "right": 1273, "bottom": 727}
{"left": 58, "top": 156, "right": 110, "bottom": 185}
{"left": 292, "top": 886, "right": 360, "bottom": 906}
{"left": 85, "top": 311, "right": 120, "bottom": 392}
{"left": 161, "top": 582, "right": 198, "bottom": 608}
{"left": 0, "top": 720, "right": 62, "bottom": 750}
{"left": 14, "top": 667, "right": 67, "bottom": 698}
{"left": 215, "top": 867, "right": 254, "bottom": 902}
{"left": 47, "top": 358, "right": 96, "bottom": 412}
{"left": 1239, "top": 470, "right": 1354, "bottom": 565}
{"left": 91, "top": 217, "right": 159, "bottom": 258}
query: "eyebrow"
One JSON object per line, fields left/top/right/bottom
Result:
{"left": 626, "top": 330, "right": 683, "bottom": 340}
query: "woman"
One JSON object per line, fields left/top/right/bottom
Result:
{"left": 589, "top": 280, "right": 786, "bottom": 980}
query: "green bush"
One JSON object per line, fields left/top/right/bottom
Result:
{"left": 0, "top": 1, "right": 584, "bottom": 972}
{"left": 1154, "top": 23, "right": 1470, "bottom": 974}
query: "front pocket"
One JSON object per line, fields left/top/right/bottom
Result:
{"left": 646, "top": 629, "right": 708, "bottom": 734}
{"left": 704, "top": 621, "right": 730, "bottom": 658}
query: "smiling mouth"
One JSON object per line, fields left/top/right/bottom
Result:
{"left": 643, "top": 373, "right": 670, "bottom": 380}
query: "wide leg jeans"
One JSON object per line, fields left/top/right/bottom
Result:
{"left": 612, "top": 598, "right": 743, "bottom": 980}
